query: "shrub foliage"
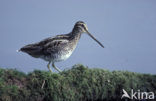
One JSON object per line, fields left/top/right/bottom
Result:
{"left": 0, "top": 64, "right": 155, "bottom": 101}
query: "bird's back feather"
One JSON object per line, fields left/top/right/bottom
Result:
{"left": 20, "top": 34, "right": 70, "bottom": 58}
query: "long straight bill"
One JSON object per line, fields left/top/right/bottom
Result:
{"left": 86, "top": 31, "right": 104, "bottom": 48}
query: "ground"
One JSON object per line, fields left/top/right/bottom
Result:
{"left": 0, "top": 64, "right": 156, "bottom": 101}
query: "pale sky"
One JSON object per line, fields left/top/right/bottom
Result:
{"left": 0, "top": 0, "right": 156, "bottom": 74}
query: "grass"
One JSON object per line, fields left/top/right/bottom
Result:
{"left": 0, "top": 64, "right": 156, "bottom": 101}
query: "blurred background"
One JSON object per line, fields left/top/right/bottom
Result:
{"left": 0, "top": 0, "right": 156, "bottom": 74}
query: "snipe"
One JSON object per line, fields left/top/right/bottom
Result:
{"left": 19, "top": 21, "right": 104, "bottom": 72}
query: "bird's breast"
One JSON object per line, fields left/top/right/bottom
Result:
{"left": 53, "top": 42, "right": 78, "bottom": 62}
{"left": 53, "top": 49, "right": 74, "bottom": 62}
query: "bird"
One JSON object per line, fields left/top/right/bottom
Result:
{"left": 19, "top": 21, "right": 104, "bottom": 73}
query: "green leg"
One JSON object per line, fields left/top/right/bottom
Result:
{"left": 47, "top": 61, "right": 52, "bottom": 73}
{"left": 52, "top": 62, "right": 62, "bottom": 73}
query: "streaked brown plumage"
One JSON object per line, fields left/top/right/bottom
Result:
{"left": 19, "top": 21, "right": 104, "bottom": 72}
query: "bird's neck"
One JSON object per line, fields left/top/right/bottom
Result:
{"left": 70, "top": 27, "right": 82, "bottom": 40}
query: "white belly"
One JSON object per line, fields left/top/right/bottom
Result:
{"left": 40, "top": 42, "right": 77, "bottom": 62}
{"left": 53, "top": 50, "right": 73, "bottom": 62}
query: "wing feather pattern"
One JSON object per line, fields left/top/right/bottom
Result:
{"left": 20, "top": 34, "right": 69, "bottom": 58}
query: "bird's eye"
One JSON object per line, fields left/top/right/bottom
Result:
{"left": 81, "top": 24, "right": 85, "bottom": 28}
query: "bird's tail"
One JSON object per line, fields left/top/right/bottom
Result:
{"left": 16, "top": 49, "right": 21, "bottom": 52}
{"left": 19, "top": 44, "right": 42, "bottom": 58}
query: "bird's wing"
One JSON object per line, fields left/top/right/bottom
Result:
{"left": 37, "top": 34, "right": 69, "bottom": 46}
{"left": 20, "top": 34, "right": 69, "bottom": 57}
{"left": 40, "top": 36, "right": 69, "bottom": 55}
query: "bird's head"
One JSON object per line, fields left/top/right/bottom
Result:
{"left": 73, "top": 21, "right": 104, "bottom": 48}
{"left": 74, "top": 21, "right": 88, "bottom": 33}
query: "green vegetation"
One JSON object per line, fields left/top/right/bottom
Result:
{"left": 0, "top": 64, "right": 156, "bottom": 101}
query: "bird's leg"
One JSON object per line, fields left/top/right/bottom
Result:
{"left": 47, "top": 61, "right": 52, "bottom": 73}
{"left": 52, "top": 62, "right": 62, "bottom": 73}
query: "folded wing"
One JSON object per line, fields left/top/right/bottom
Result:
{"left": 20, "top": 36, "right": 69, "bottom": 58}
